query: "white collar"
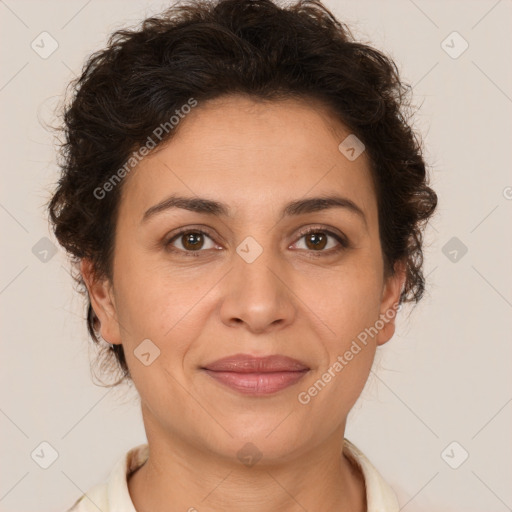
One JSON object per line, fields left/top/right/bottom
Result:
{"left": 69, "top": 439, "right": 399, "bottom": 512}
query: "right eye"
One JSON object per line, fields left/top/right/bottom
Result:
{"left": 166, "top": 229, "right": 218, "bottom": 256}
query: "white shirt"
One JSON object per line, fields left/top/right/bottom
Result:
{"left": 67, "top": 438, "right": 399, "bottom": 512}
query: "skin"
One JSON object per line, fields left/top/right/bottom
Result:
{"left": 82, "top": 94, "right": 405, "bottom": 512}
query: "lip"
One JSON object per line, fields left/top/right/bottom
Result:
{"left": 202, "top": 354, "right": 310, "bottom": 372}
{"left": 201, "top": 354, "right": 310, "bottom": 395}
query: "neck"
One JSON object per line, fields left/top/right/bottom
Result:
{"left": 128, "top": 411, "right": 366, "bottom": 512}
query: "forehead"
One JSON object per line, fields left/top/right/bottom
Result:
{"left": 118, "top": 95, "right": 377, "bottom": 223}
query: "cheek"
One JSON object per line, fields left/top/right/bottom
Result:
{"left": 314, "top": 256, "right": 383, "bottom": 337}
{"left": 307, "top": 289, "right": 380, "bottom": 414}
{"left": 114, "top": 240, "right": 186, "bottom": 325}
{"left": 112, "top": 254, "right": 212, "bottom": 376}
{"left": 311, "top": 255, "right": 382, "bottom": 388}
{"left": 116, "top": 272, "right": 199, "bottom": 341}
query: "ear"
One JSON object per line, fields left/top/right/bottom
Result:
{"left": 80, "top": 259, "right": 122, "bottom": 346}
{"left": 375, "top": 260, "right": 406, "bottom": 346}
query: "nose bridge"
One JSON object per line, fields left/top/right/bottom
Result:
{"left": 233, "top": 234, "right": 281, "bottom": 296}
{"left": 220, "top": 234, "right": 295, "bottom": 332}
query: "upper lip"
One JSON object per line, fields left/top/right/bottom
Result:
{"left": 202, "top": 354, "right": 310, "bottom": 373}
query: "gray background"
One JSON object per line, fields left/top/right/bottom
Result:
{"left": 0, "top": 0, "right": 511, "bottom": 511}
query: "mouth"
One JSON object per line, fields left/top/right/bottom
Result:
{"left": 200, "top": 354, "right": 310, "bottom": 395}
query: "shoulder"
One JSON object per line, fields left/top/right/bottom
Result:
{"left": 66, "top": 444, "right": 149, "bottom": 512}
{"left": 343, "top": 438, "right": 400, "bottom": 512}
{"left": 66, "top": 482, "right": 108, "bottom": 511}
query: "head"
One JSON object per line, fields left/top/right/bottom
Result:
{"left": 49, "top": 0, "right": 436, "bottom": 461}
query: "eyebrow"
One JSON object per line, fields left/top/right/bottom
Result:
{"left": 141, "top": 193, "right": 367, "bottom": 226}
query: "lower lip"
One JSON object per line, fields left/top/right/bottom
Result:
{"left": 202, "top": 370, "right": 308, "bottom": 395}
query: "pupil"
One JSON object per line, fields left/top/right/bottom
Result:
{"left": 184, "top": 233, "right": 202, "bottom": 250}
{"left": 308, "top": 233, "right": 326, "bottom": 250}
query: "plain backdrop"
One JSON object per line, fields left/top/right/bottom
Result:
{"left": 0, "top": 1, "right": 511, "bottom": 511}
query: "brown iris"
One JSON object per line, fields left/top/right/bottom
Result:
{"left": 305, "top": 232, "right": 327, "bottom": 250}
{"left": 181, "top": 232, "right": 204, "bottom": 250}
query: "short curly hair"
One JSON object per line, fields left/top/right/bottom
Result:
{"left": 48, "top": 0, "right": 437, "bottom": 387}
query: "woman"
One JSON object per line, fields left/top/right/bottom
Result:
{"left": 49, "top": 0, "right": 437, "bottom": 510}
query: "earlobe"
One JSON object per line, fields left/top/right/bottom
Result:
{"left": 80, "top": 259, "right": 122, "bottom": 345}
{"left": 376, "top": 260, "right": 406, "bottom": 346}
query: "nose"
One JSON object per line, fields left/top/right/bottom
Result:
{"left": 219, "top": 243, "right": 297, "bottom": 334}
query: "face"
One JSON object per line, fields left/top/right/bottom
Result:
{"left": 84, "top": 94, "right": 404, "bottom": 463}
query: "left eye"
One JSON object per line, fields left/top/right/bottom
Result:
{"left": 293, "top": 229, "right": 346, "bottom": 252}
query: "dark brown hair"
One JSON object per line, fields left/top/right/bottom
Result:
{"left": 48, "top": 0, "right": 437, "bottom": 387}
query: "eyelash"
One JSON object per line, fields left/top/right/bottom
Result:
{"left": 164, "top": 226, "right": 350, "bottom": 258}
